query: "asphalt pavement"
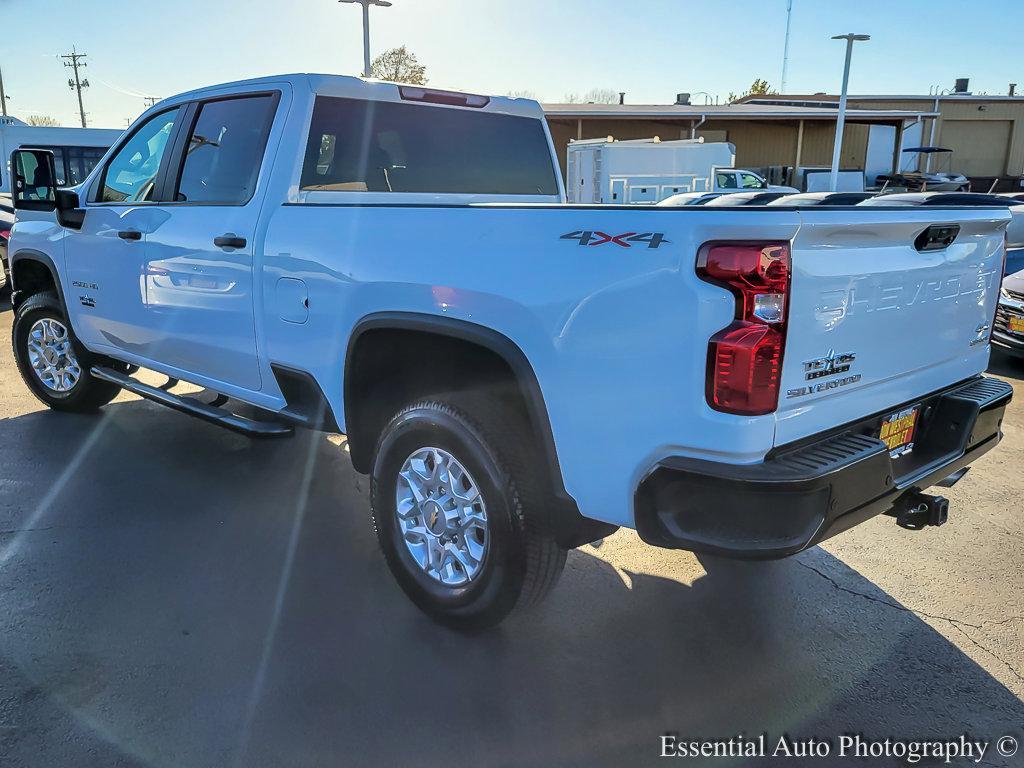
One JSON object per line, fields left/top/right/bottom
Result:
{"left": 0, "top": 302, "right": 1022, "bottom": 768}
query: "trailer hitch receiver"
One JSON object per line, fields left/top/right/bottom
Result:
{"left": 889, "top": 492, "right": 950, "bottom": 531}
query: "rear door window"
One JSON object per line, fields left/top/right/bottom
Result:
{"left": 174, "top": 94, "right": 277, "bottom": 205}
{"left": 300, "top": 96, "right": 559, "bottom": 196}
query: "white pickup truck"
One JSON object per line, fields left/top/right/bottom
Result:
{"left": 7, "top": 74, "right": 1013, "bottom": 629}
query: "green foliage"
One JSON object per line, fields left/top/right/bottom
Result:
{"left": 727, "top": 78, "right": 776, "bottom": 103}
{"left": 370, "top": 46, "right": 427, "bottom": 85}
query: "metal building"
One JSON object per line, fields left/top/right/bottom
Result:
{"left": 542, "top": 99, "right": 936, "bottom": 187}
{"left": 740, "top": 86, "right": 1024, "bottom": 188}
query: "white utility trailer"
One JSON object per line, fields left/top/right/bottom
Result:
{"left": 566, "top": 136, "right": 736, "bottom": 204}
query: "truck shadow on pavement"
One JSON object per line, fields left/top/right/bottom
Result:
{"left": 0, "top": 400, "right": 1021, "bottom": 768}
{"left": 990, "top": 349, "right": 1024, "bottom": 381}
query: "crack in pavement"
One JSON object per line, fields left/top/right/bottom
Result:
{"left": 947, "top": 622, "right": 1024, "bottom": 685}
{"left": 796, "top": 558, "right": 1024, "bottom": 684}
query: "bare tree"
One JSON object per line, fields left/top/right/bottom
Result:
{"left": 27, "top": 114, "right": 59, "bottom": 127}
{"left": 370, "top": 45, "right": 427, "bottom": 85}
{"left": 507, "top": 89, "right": 539, "bottom": 100}
{"left": 582, "top": 88, "right": 619, "bottom": 104}
{"left": 563, "top": 92, "right": 582, "bottom": 104}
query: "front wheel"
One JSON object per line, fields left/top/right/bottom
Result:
{"left": 12, "top": 292, "right": 121, "bottom": 412}
{"left": 371, "top": 397, "right": 566, "bottom": 630}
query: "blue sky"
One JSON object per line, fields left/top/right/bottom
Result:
{"left": 2, "top": 0, "right": 1022, "bottom": 127}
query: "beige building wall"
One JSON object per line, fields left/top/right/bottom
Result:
{"left": 755, "top": 95, "right": 1024, "bottom": 177}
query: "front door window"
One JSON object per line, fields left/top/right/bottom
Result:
{"left": 98, "top": 108, "right": 180, "bottom": 203}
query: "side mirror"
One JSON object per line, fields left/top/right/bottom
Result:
{"left": 12, "top": 149, "right": 57, "bottom": 212}
{"left": 11, "top": 149, "right": 85, "bottom": 228}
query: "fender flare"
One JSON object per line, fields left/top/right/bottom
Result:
{"left": 345, "top": 312, "right": 617, "bottom": 546}
{"left": 346, "top": 312, "right": 567, "bottom": 494}
{"left": 10, "top": 248, "right": 67, "bottom": 311}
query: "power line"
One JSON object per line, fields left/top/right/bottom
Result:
{"left": 61, "top": 46, "right": 89, "bottom": 128}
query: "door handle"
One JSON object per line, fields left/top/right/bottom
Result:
{"left": 118, "top": 230, "right": 142, "bottom": 241}
{"left": 214, "top": 235, "right": 247, "bottom": 249}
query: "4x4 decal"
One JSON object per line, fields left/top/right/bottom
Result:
{"left": 560, "top": 231, "right": 669, "bottom": 249}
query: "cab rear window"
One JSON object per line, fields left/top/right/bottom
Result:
{"left": 300, "top": 96, "right": 559, "bottom": 196}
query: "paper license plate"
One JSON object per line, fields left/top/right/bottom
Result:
{"left": 879, "top": 405, "right": 919, "bottom": 458}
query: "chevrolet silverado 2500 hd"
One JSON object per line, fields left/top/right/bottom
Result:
{"left": 7, "top": 74, "right": 1013, "bottom": 628}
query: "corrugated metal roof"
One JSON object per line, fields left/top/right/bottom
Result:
{"left": 541, "top": 102, "right": 935, "bottom": 120}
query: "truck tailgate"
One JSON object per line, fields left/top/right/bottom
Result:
{"left": 775, "top": 207, "right": 1009, "bottom": 446}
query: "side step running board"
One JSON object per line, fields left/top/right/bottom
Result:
{"left": 90, "top": 366, "right": 293, "bottom": 438}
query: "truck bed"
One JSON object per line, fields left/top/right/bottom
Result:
{"left": 262, "top": 202, "right": 1010, "bottom": 527}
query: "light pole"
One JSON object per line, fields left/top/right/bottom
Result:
{"left": 339, "top": 0, "right": 393, "bottom": 77}
{"left": 828, "top": 33, "right": 870, "bottom": 191}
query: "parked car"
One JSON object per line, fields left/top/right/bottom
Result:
{"left": 701, "top": 190, "right": 793, "bottom": 206}
{"left": 766, "top": 191, "right": 876, "bottom": 206}
{"left": 7, "top": 74, "right": 1013, "bottom": 628}
{"left": 994, "top": 273, "right": 1024, "bottom": 358}
{"left": 860, "top": 192, "right": 1024, "bottom": 274}
{"left": 860, "top": 192, "right": 1013, "bottom": 207}
{"left": 656, "top": 191, "right": 725, "bottom": 206}
{"left": 713, "top": 168, "right": 797, "bottom": 193}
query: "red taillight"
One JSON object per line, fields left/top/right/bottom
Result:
{"left": 0, "top": 229, "right": 9, "bottom": 241}
{"left": 398, "top": 86, "right": 490, "bottom": 108}
{"left": 697, "top": 242, "right": 791, "bottom": 415}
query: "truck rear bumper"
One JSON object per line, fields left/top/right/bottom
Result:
{"left": 634, "top": 376, "right": 1012, "bottom": 559}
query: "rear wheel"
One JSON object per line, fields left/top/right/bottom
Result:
{"left": 371, "top": 396, "right": 566, "bottom": 630}
{"left": 12, "top": 292, "right": 121, "bottom": 412}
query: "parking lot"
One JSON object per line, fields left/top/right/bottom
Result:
{"left": 0, "top": 301, "right": 1021, "bottom": 767}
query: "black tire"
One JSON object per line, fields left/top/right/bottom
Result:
{"left": 371, "top": 395, "right": 566, "bottom": 630}
{"left": 12, "top": 291, "right": 121, "bottom": 412}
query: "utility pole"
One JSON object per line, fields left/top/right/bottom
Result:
{"left": 143, "top": 96, "right": 159, "bottom": 108}
{"left": 780, "top": 0, "right": 793, "bottom": 93}
{"left": 62, "top": 46, "right": 89, "bottom": 128}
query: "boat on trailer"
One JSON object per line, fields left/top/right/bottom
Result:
{"left": 876, "top": 147, "right": 969, "bottom": 192}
